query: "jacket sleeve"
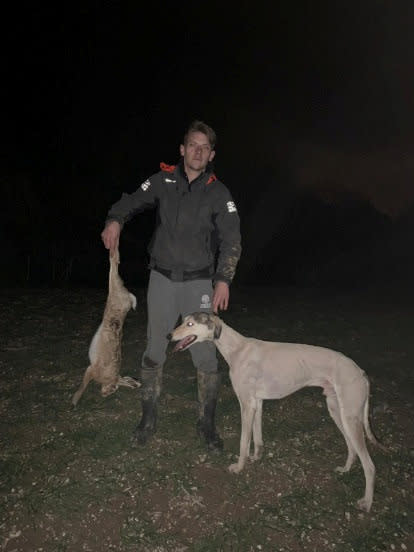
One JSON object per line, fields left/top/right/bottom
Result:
{"left": 213, "top": 187, "right": 242, "bottom": 285}
{"left": 105, "top": 173, "right": 161, "bottom": 226}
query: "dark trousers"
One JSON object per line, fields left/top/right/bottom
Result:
{"left": 141, "top": 270, "right": 218, "bottom": 400}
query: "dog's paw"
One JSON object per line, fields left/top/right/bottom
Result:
{"left": 335, "top": 465, "right": 350, "bottom": 474}
{"left": 228, "top": 463, "right": 243, "bottom": 474}
{"left": 249, "top": 445, "right": 263, "bottom": 462}
{"left": 357, "top": 496, "right": 372, "bottom": 512}
{"left": 334, "top": 466, "right": 350, "bottom": 473}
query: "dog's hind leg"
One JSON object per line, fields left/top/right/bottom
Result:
{"left": 341, "top": 413, "right": 375, "bottom": 512}
{"left": 338, "top": 381, "right": 376, "bottom": 511}
{"left": 229, "top": 397, "right": 256, "bottom": 474}
{"left": 251, "top": 398, "right": 263, "bottom": 462}
{"left": 72, "top": 365, "right": 94, "bottom": 407}
{"left": 326, "top": 392, "right": 357, "bottom": 473}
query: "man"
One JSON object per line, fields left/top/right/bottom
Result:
{"left": 101, "top": 120, "right": 241, "bottom": 451}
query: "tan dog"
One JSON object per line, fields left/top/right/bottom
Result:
{"left": 72, "top": 247, "right": 140, "bottom": 406}
{"left": 169, "top": 312, "right": 385, "bottom": 512}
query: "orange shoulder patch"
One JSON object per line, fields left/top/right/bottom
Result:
{"left": 207, "top": 174, "right": 217, "bottom": 185}
{"left": 160, "top": 162, "right": 176, "bottom": 173}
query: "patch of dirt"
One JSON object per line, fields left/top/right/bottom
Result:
{"left": 0, "top": 286, "right": 413, "bottom": 551}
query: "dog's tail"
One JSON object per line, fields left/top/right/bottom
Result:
{"left": 363, "top": 380, "right": 387, "bottom": 452}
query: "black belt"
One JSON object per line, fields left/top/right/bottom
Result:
{"left": 152, "top": 265, "right": 214, "bottom": 282}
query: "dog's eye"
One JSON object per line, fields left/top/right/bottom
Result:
{"left": 187, "top": 321, "right": 194, "bottom": 327}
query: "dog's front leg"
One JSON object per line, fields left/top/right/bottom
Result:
{"left": 229, "top": 399, "right": 255, "bottom": 474}
{"left": 251, "top": 398, "right": 263, "bottom": 461}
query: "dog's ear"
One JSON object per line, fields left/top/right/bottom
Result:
{"left": 213, "top": 319, "right": 222, "bottom": 339}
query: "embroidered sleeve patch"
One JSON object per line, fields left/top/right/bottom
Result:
{"left": 226, "top": 201, "right": 237, "bottom": 213}
{"left": 141, "top": 179, "right": 151, "bottom": 191}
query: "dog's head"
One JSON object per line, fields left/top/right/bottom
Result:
{"left": 168, "top": 312, "right": 222, "bottom": 352}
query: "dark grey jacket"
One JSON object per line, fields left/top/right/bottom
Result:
{"left": 106, "top": 162, "right": 241, "bottom": 285}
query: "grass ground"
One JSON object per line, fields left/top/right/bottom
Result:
{"left": 0, "top": 284, "right": 413, "bottom": 551}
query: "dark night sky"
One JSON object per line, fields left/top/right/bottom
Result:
{"left": 5, "top": 2, "right": 414, "bottom": 203}
{"left": 3, "top": 1, "right": 414, "bottom": 285}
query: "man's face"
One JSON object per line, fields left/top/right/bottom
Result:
{"left": 180, "top": 131, "right": 215, "bottom": 174}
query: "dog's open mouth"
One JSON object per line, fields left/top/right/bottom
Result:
{"left": 173, "top": 335, "right": 197, "bottom": 352}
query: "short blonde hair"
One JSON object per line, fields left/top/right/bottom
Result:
{"left": 184, "top": 120, "right": 217, "bottom": 149}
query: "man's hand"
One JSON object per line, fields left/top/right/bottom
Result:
{"left": 101, "top": 221, "right": 121, "bottom": 253}
{"left": 212, "top": 281, "right": 229, "bottom": 313}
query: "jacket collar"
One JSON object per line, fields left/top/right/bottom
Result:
{"left": 160, "top": 160, "right": 216, "bottom": 186}
{"left": 177, "top": 159, "right": 215, "bottom": 185}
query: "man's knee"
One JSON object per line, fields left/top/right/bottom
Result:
{"left": 142, "top": 352, "right": 165, "bottom": 372}
{"left": 140, "top": 355, "right": 163, "bottom": 399}
{"left": 191, "top": 342, "right": 217, "bottom": 374}
{"left": 142, "top": 354, "right": 162, "bottom": 369}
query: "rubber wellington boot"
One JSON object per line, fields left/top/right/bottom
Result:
{"left": 133, "top": 366, "right": 162, "bottom": 445}
{"left": 196, "top": 371, "right": 223, "bottom": 453}
{"left": 133, "top": 398, "right": 158, "bottom": 445}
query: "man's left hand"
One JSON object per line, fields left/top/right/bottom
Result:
{"left": 213, "top": 281, "right": 229, "bottom": 313}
